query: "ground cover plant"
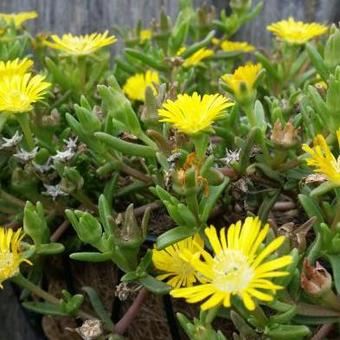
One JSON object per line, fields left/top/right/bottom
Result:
{"left": 0, "top": 1, "right": 340, "bottom": 339}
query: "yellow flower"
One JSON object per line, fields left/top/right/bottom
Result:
{"left": 0, "top": 58, "right": 33, "bottom": 77}
{"left": 220, "top": 40, "right": 255, "bottom": 53}
{"left": 45, "top": 31, "right": 117, "bottom": 56}
{"left": 314, "top": 74, "right": 328, "bottom": 90}
{"left": 181, "top": 47, "right": 214, "bottom": 67}
{"left": 0, "top": 11, "right": 38, "bottom": 28}
{"left": 152, "top": 234, "right": 204, "bottom": 288}
{"left": 158, "top": 92, "right": 234, "bottom": 135}
{"left": 221, "top": 63, "right": 261, "bottom": 97}
{"left": 212, "top": 38, "right": 221, "bottom": 45}
{"left": 267, "top": 17, "right": 328, "bottom": 44}
{"left": 0, "top": 74, "right": 50, "bottom": 113}
{"left": 171, "top": 217, "right": 292, "bottom": 311}
{"left": 123, "top": 70, "right": 159, "bottom": 102}
{"left": 302, "top": 130, "right": 340, "bottom": 185}
{"left": 140, "top": 29, "right": 152, "bottom": 43}
{"left": 0, "top": 227, "right": 31, "bottom": 288}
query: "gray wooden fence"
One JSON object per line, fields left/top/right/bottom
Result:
{"left": 0, "top": 0, "right": 340, "bottom": 339}
{"left": 0, "top": 0, "right": 339, "bottom": 47}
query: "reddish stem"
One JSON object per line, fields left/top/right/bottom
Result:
{"left": 311, "top": 324, "right": 333, "bottom": 340}
{"left": 50, "top": 220, "right": 70, "bottom": 242}
{"left": 115, "top": 288, "right": 149, "bottom": 334}
{"left": 218, "top": 167, "right": 238, "bottom": 179}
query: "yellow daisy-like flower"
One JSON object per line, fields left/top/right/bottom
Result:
{"left": 123, "top": 70, "right": 159, "bottom": 102}
{"left": 140, "top": 29, "right": 152, "bottom": 43}
{"left": 44, "top": 31, "right": 117, "bottom": 56}
{"left": 0, "top": 11, "right": 38, "bottom": 28}
{"left": 212, "top": 38, "right": 221, "bottom": 46}
{"left": 221, "top": 63, "right": 261, "bottom": 97}
{"left": 171, "top": 217, "right": 292, "bottom": 311}
{"left": 267, "top": 17, "right": 328, "bottom": 45}
{"left": 302, "top": 130, "right": 340, "bottom": 185}
{"left": 0, "top": 58, "right": 33, "bottom": 77}
{"left": 0, "top": 74, "right": 50, "bottom": 113}
{"left": 181, "top": 47, "right": 214, "bottom": 67}
{"left": 0, "top": 227, "right": 31, "bottom": 288}
{"left": 220, "top": 40, "right": 255, "bottom": 53}
{"left": 158, "top": 92, "right": 234, "bottom": 135}
{"left": 152, "top": 234, "right": 204, "bottom": 288}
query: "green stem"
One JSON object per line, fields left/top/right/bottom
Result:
{"left": 204, "top": 306, "right": 219, "bottom": 325}
{"left": 11, "top": 274, "right": 59, "bottom": 304}
{"left": 271, "top": 149, "right": 288, "bottom": 169}
{"left": 71, "top": 191, "right": 97, "bottom": 211}
{"left": 0, "top": 115, "right": 7, "bottom": 133}
{"left": 11, "top": 274, "right": 101, "bottom": 323}
{"left": 192, "top": 133, "right": 209, "bottom": 161}
{"left": 283, "top": 42, "right": 298, "bottom": 83}
{"left": 252, "top": 304, "right": 268, "bottom": 327}
{"left": 256, "top": 130, "right": 271, "bottom": 165}
{"left": 331, "top": 199, "right": 340, "bottom": 231}
{"left": 103, "top": 152, "right": 152, "bottom": 184}
{"left": 186, "top": 192, "right": 200, "bottom": 220}
{"left": 78, "top": 56, "right": 87, "bottom": 91}
{"left": 138, "top": 132, "right": 158, "bottom": 150}
{"left": 243, "top": 102, "right": 257, "bottom": 128}
{"left": 0, "top": 205, "right": 18, "bottom": 214}
{"left": 321, "top": 289, "right": 340, "bottom": 311}
{"left": 0, "top": 189, "right": 26, "bottom": 207}
{"left": 17, "top": 113, "right": 35, "bottom": 150}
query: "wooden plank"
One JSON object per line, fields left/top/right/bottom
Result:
{"left": 0, "top": 0, "right": 338, "bottom": 47}
{"left": 0, "top": 0, "right": 224, "bottom": 35}
{"left": 235, "top": 0, "right": 340, "bottom": 47}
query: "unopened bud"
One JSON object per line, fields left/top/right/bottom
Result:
{"left": 324, "top": 24, "right": 340, "bottom": 70}
{"left": 271, "top": 120, "right": 299, "bottom": 149}
{"left": 230, "top": 0, "right": 251, "bottom": 14}
{"left": 197, "top": 4, "right": 216, "bottom": 26}
{"left": 301, "top": 259, "right": 332, "bottom": 296}
{"left": 119, "top": 204, "right": 143, "bottom": 247}
{"left": 60, "top": 167, "right": 84, "bottom": 193}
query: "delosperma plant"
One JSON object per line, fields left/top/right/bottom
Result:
{"left": 1, "top": 1, "right": 340, "bottom": 339}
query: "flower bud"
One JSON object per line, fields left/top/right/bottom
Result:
{"left": 324, "top": 24, "right": 340, "bottom": 70}
{"left": 270, "top": 120, "right": 299, "bottom": 149}
{"left": 60, "top": 290, "right": 84, "bottom": 316}
{"left": 326, "top": 66, "right": 340, "bottom": 124}
{"left": 60, "top": 167, "right": 84, "bottom": 193}
{"left": 230, "top": 0, "right": 251, "bottom": 15}
{"left": 98, "top": 76, "right": 142, "bottom": 136}
{"left": 197, "top": 4, "right": 215, "bottom": 26}
{"left": 23, "top": 201, "right": 50, "bottom": 245}
{"left": 301, "top": 259, "right": 332, "bottom": 296}
{"left": 118, "top": 203, "right": 144, "bottom": 248}
{"left": 74, "top": 103, "right": 101, "bottom": 134}
{"left": 66, "top": 210, "right": 103, "bottom": 247}
{"left": 11, "top": 167, "right": 38, "bottom": 194}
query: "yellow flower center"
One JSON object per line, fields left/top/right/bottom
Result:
{"left": 72, "top": 38, "right": 91, "bottom": 51}
{"left": 0, "top": 252, "right": 19, "bottom": 278}
{"left": 174, "top": 251, "right": 195, "bottom": 277}
{"left": 212, "top": 249, "right": 254, "bottom": 293}
{"left": 8, "top": 90, "right": 29, "bottom": 104}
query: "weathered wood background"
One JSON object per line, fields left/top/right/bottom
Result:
{"left": 0, "top": 0, "right": 339, "bottom": 47}
{"left": 0, "top": 0, "right": 340, "bottom": 339}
